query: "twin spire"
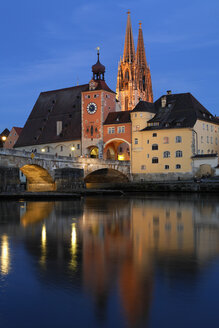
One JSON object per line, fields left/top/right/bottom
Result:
{"left": 123, "top": 11, "right": 147, "bottom": 68}
{"left": 116, "top": 12, "right": 153, "bottom": 110}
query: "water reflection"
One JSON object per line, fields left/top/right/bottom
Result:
{"left": 40, "top": 224, "right": 47, "bottom": 267}
{"left": 69, "top": 223, "right": 77, "bottom": 271}
{"left": 0, "top": 195, "right": 219, "bottom": 327}
{"left": 0, "top": 235, "right": 10, "bottom": 275}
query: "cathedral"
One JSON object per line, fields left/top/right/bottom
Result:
{"left": 14, "top": 12, "right": 219, "bottom": 180}
{"left": 116, "top": 11, "right": 153, "bottom": 111}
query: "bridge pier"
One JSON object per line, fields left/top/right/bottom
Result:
{"left": 54, "top": 168, "right": 84, "bottom": 192}
{"left": 0, "top": 167, "right": 21, "bottom": 192}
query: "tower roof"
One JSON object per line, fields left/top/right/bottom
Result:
{"left": 123, "top": 11, "right": 135, "bottom": 63}
{"left": 92, "top": 49, "right": 105, "bottom": 75}
{"left": 136, "top": 22, "right": 147, "bottom": 68}
{"left": 92, "top": 47, "right": 105, "bottom": 81}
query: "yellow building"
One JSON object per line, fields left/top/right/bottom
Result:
{"left": 131, "top": 92, "right": 219, "bottom": 180}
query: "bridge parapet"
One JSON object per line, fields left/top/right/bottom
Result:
{"left": 0, "top": 148, "right": 131, "bottom": 177}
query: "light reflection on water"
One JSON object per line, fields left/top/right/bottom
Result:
{"left": 0, "top": 194, "right": 219, "bottom": 328}
{"left": 0, "top": 235, "right": 10, "bottom": 275}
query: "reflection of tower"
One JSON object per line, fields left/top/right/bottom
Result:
{"left": 116, "top": 12, "right": 153, "bottom": 111}
{"left": 81, "top": 48, "right": 116, "bottom": 158}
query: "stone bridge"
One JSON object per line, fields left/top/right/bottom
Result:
{"left": 0, "top": 148, "right": 131, "bottom": 191}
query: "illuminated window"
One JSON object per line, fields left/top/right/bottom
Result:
{"left": 176, "top": 136, "right": 182, "bottom": 143}
{"left": 163, "top": 137, "right": 169, "bottom": 144}
{"left": 163, "top": 151, "right": 170, "bottom": 158}
{"left": 152, "top": 144, "right": 158, "bottom": 150}
{"left": 152, "top": 157, "right": 158, "bottom": 163}
{"left": 176, "top": 150, "right": 182, "bottom": 157}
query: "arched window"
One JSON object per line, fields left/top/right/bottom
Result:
{"left": 176, "top": 150, "right": 182, "bottom": 157}
{"left": 163, "top": 151, "right": 170, "bottom": 158}
{"left": 125, "top": 97, "right": 129, "bottom": 110}
{"left": 176, "top": 164, "right": 181, "bottom": 169}
{"left": 152, "top": 144, "right": 158, "bottom": 150}
{"left": 125, "top": 70, "right": 129, "bottom": 80}
{"left": 152, "top": 157, "right": 159, "bottom": 164}
{"left": 176, "top": 136, "right": 182, "bottom": 143}
{"left": 163, "top": 137, "right": 169, "bottom": 144}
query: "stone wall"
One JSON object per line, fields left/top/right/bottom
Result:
{"left": 132, "top": 172, "right": 193, "bottom": 182}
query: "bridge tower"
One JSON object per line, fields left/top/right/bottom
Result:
{"left": 81, "top": 48, "right": 116, "bottom": 159}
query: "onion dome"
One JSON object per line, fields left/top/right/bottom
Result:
{"left": 92, "top": 47, "right": 105, "bottom": 81}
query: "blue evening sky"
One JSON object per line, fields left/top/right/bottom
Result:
{"left": 0, "top": 0, "right": 218, "bottom": 132}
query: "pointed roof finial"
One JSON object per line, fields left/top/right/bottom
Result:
{"left": 127, "top": 10, "right": 130, "bottom": 15}
{"left": 139, "top": 21, "right": 142, "bottom": 29}
{"left": 96, "top": 46, "right": 100, "bottom": 61}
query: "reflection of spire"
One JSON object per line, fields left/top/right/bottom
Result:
{"left": 123, "top": 11, "right": 135, "bottom": 63}
{"left": 1, "top": 235, "right": 10, "bottom": 275}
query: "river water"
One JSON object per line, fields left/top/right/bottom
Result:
{"left": 0, "top": 194, "right": 219, "bottom": 328}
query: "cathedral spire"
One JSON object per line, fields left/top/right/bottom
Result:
{"left": 136, "top": 22, "right": 147, "bottom": 68}
{"left": 123, "top": 11, "right": 135, "bottom": 63}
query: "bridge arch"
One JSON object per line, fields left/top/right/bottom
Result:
{"left": 104, "top": 138, "right": 131, "bottom": 161}
{"left": 20, "top": 164, "right": 55, "bottom": 192}
{"left": 84, "top": 168, "right": 129, "bottom": 188}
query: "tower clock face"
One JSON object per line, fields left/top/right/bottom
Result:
{"left": 87, "top": 102, "right": 97, "bottom": 114}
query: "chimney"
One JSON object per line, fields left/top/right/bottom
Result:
{"left": 57, "top": 121, "right": 62, "bottom": 136}
{"left": 167, "top": 90, "right": 172, "bottom": 95}
{"left": 161, "top": 96, "right": 167, "bottom": 108}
